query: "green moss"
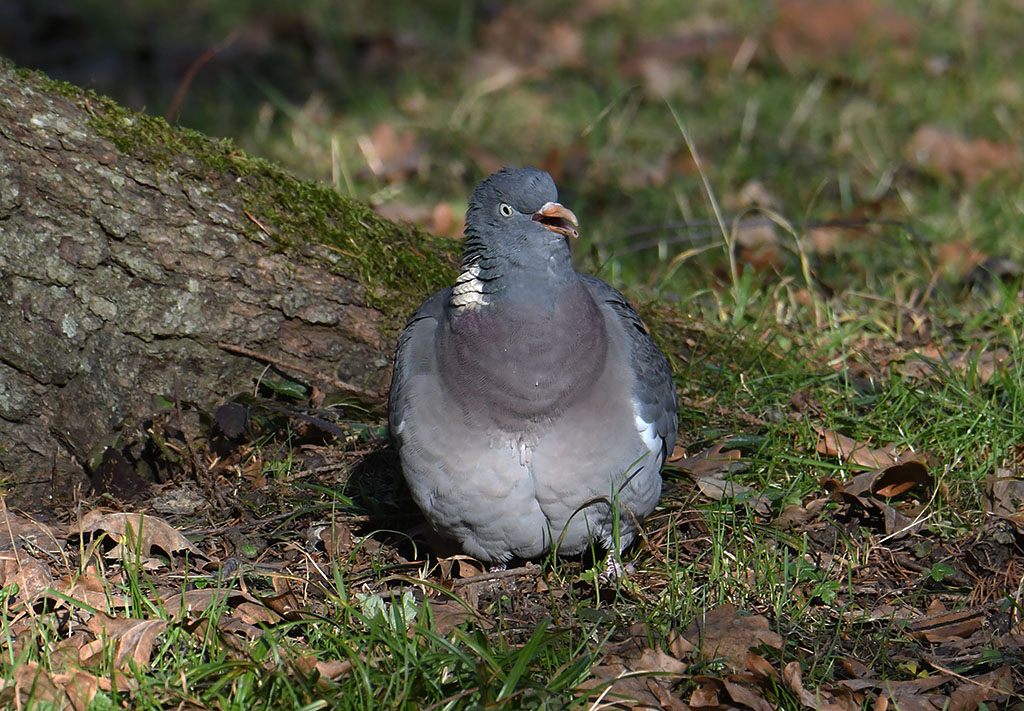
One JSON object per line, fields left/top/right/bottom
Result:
{"left": 14, "top": 61, "right": 456, "bottom": 336}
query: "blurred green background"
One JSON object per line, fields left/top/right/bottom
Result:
{"left": 4, "top": 0, "right": 1023, "bottom": 301}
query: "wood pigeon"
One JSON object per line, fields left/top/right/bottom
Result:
{"left": 388, "top": 167, "right": 678, "bottom": 565}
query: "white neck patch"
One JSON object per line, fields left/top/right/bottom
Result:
{"left": 450, "top": 263, "right": 489, "bottom": 309}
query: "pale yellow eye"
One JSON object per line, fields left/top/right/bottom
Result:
{"left": 499, "top": 203, "right": 514, "bottom": 217}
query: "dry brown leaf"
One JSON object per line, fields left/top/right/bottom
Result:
{"left": 357, "top": 122, "right": 424, "bottom": 182}
{"left": 723, "top": 676, "right": 775, "bottom": 711}
{"left": 580, "top": 661, "right": 664, "bottom": 708}
{"left": 814, "top": 427, "right": 899, "bottom": 469}
{"left": 0, "top": 550, "right": 53, "bottom": 601}
{"left": 666, "top": 629, "right": 696, "bottom": 659}
{"left": 582, "top": 627, "right": 689, "bottom": 708}
{"left": 745, "top": 652, "right": 778, "bottom": 680}
{"left": 0, "top": 510, "right": 62, "bottom": 554}
{"left": 314, "top": 658, "right": 354, "bottom": 681}
{"left": 806, "top": 226, "right": 845, "bottom": 255}
{"left": 872, "top": 461, "right": 932, "bottom": 498}
{"left": 910, "top": 608, "right": 985, "bottom": 644}
{"left": 429, "top": 201, "right": 460, "bottom": 238}
{"left": 838, "top": 673, "right": 953, "bottom": 696}
{"left": 262, "top": 589, "right": 302, "bottom": 620}
{"left": 620, "top": 18, "right": 743, "bottom": 96}
{"left": 948, "top": 665, "right": 1013, "bottom": 711}
{"left": 479, "top": 6, "right": 583, "bottom": 73}
{"left": 372, "top": 202, "right": 434, "bottom": 228}
{"left": 677, "top": 442, "right": 745, "bottom": 478}
{"left": 683, "top": 604, "right": 783, "bottom": 669}
{"left": 309, "top": 519, "right": 355, "bottom": 557}
{"left": 429, "top": 598, "right": 474, "bottom": 636}
{"left": 43, "top": 578, "right": 130, "bottom": 611}
{"left": 840, "top": 658, "right": 872, "bottom": 678}
{"left": 219, "top": 616, "right": 264, "bottom": 642}
{"left": 696, "top": 476, "right": 772, "bottom": 516}
{"left": 935, "top": 239, "right": 987, "bottom": 278}
{"left": 783, "top": 661, "right": 854, "bottom": 710}
{"left": 52, "top": 669, "right": 101, "bottom": 711}
{"left": 987, "top": 468, "right": 1024, "bottom": 533}
{"left": 826, "top": 461, "right": 930, "bottom": 538}
{"left": 633, "top": 647, "right": 688, "bottom": 676}
{"left": 906, "top": 125, "right": 1021, "bottom": 186}
{"left": 235, "top": 600, "right": 284, "bottom": 626}
{"left": 437, "top": 554, "right": 485, "bottom": 581}
{"left": 160, "top": 587, "right": 261, "bottom": 617}
{"left": 71, "top": 510, "right": 202, "bottom": 560}
{"left": 770, "top": 0, "right": 915, "bottom": 68}
{"left": 85, "top": 613, "right": 169, "bottom": 670}
{"left": 688, "top": 678, "right": 721, "bottom": 706}
{"left": 900, "top": 345, "right": 1011, "bottom": 385}
{"left": 0, "top": 662, "right": 71, "bottom": 710}
{"left": 778, "top": 498, "right": 826, "bottom": 526}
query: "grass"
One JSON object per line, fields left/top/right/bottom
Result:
{"left": 3, "top": 0, "right": 1024, "bottom": 708}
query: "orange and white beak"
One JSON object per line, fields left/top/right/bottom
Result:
{"left": 532, "top": 201, "right": 579, "bottom": 239}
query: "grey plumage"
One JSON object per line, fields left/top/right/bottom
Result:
{"left": 388, "top": 167, "right": 678, "bottom": 563}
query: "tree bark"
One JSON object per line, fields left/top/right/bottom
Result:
{"left": 0, "top": 60, "right": 455, "bottom": 507}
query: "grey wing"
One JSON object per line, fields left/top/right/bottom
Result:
{"left": 388, "top": 287, "right": 450, "bottom": 443}
{"left": 580, "top": 275, "right": 678, "bottom": 460}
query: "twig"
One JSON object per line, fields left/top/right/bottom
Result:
{"left": 451, "top": 565, "right": 539, "bottom": 588}
{"left": 166, "top": 31, "right": 238, "bottom": 121}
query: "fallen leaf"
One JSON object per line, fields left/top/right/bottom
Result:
{"left": 948, "top": 665, "right": 1013, "bottom": 711}
{"left": 429, "top": 598, "right": 475, "bottom": 636}
{"left": 677, "top": 442, "right": 745, "bottom": 478}
{"left": 695, "top": 476, "right": 772, "bottom": 516}
{"left": 770, "top": 0, "right": 915, "bottom": 69}
{"left": 633, "top": 647, "right": 688, "bottom": 675}
{"left": 899, "top": 346, "right": 1011, "bottom": 385}
{"left": 872, "top": 460, "right": 932, "bottom": 498}
{"left": 935, "top": 239, "right": 987, "bottom": 278}
{"left": 0, "top": 551, "right": 53, "bottom": 601}
{"left": 688, "top": 678, "right": 721, "bottom": 706}
{"left": 0, "top": 510, "right": 61, "bottom": 554}
{"left": 160, "top": 587, "right": 262, "bottom": 618}
{"left": 620, "top": 17, "right": 743, "bottom": 96}
{"left": 987, "top": 468, "right": 1024, "bottom": 533}
{"left": 783, "top": 661, "right": 852, "bottom": 710}
{"left": 314, "top": 658, "right": 354, "bottom": 681}
{"left": 41, "top": 575, "right": 130, "bottom": 611}
{"left": 806, "top": 226, "right": 845, "bottom": 255}
{"left": 838, "top": 673, "right": 952, "bottom": 695}
{"left": 683, "top": 604, "right": 783, "bottom": 669}
{"left": 745, "top": 652, "right": 778, "bottom": 680}
{"left": 906, "top": 125, "right": 1021, "bottom": 186}
{"left": 724, "top": 675, "right": 775, "bottom": 711}
{"left": 52, "top": 669, "right": 101, "bottom": 711}
{"left": 825, "top": 460, "right": 931, "bottom": 539}
{"left": 910, "top": 608, "right": 985, "bottom": 644}
{"left": 815, "top": 427, "right": 909, "bottom": 469}
{"left": 582, "top": 625, "right": 689, "bottom": 708}
{"left": 580, "top": 663, "right": 646, "bottom": 707}
{"left": 357, "top": 122, "right": 424, "bottom": 182}
{"left": 0, "top": 662, "right": 71, "bottom": 710}
{"left": 71, "top": 510, "right": 203, "bottom": 560}
{"left": 85, "top": 613, "right": 169, "bottom": 670}
{"left": 480, "top": 6, "right": 584, "bottom": 73}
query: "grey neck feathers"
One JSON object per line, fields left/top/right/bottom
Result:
{"left": 449, "top": 256, "right": 503, "bottom": 309}
{"left": 449, "top": 231, "right": 574, "bottom": 311}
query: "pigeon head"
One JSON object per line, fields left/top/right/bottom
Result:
{"left": 455, "top": 168, "right": 579, "bottom": 307}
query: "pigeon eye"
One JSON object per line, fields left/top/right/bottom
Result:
{"left": 499, "top": 203, "right": 514, "bottom": 217}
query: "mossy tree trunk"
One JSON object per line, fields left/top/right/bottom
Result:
{"left": 0, "top": 61, "right": 455, "bottom": 508}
